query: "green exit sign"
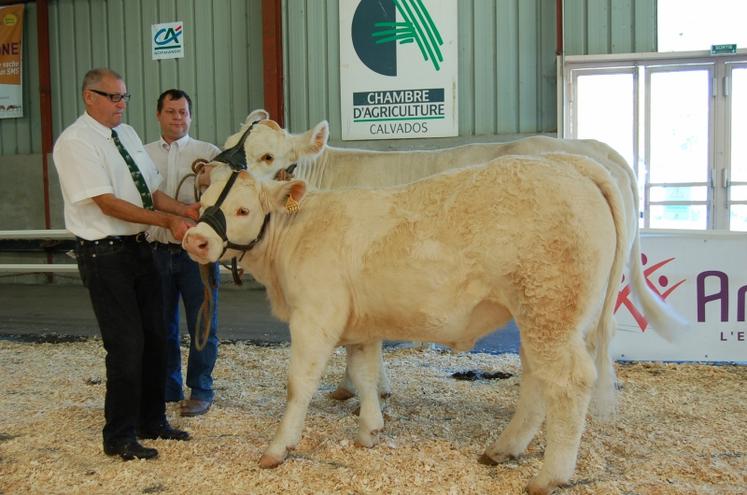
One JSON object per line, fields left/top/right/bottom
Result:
{"left": 711, "top": 44, "right": 737, "bottom": 55}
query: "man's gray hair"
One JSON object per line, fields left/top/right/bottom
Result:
{"left": 81, "top": 68, "right": 123, "bottom": 94}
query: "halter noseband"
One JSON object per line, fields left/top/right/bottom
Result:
{"left": 197, "top": 121, "right": 271, "bottom": 264}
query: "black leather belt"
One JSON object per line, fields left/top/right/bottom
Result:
{"left": 76, "top": 232, "right": 147, "bottom": 246}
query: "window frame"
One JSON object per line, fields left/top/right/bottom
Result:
{"left": 560, "top": 49, "right": 747, "bottom": 231}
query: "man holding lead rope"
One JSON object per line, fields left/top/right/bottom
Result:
{"left": 145, "top": 89, "right": 221, "bottom": 418}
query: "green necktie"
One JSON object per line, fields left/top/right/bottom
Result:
{"left": 111, "top": 129, "right": 154, "bottom": 210}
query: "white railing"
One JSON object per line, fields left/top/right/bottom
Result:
{"left": 0, "top": 229, "right": 77, "bottom": 273}
{"left": 0, "top": 230, "right": 233, "bottom": 275}
{"left": 0, "top": 229, "right": 74, "bottom": 240}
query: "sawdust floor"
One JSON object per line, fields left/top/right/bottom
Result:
{"left": 0, "top": 340, "right": 744, "bottom": 495}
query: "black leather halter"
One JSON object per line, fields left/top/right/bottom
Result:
{"left": 196, "top": 121, "right": 270, "bottom": 283}
{"left": 212, "top": 121, "right": 257, "bottom": 170}
{"left": 198, "top": 170, "right": 271, "bottom": 260}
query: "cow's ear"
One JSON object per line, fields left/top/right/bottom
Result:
{"left": 245, "top": 109, "right": 270, "bottom": 123}
{"left": 295, "top": 120, "right": 329, "bottom": 158}
{"left": 268, "top": 179, "right": 306, "bottom": 214}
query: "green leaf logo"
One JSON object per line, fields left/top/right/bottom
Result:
{"left": 371, "top": 0, "right": 444, "bottom": 71}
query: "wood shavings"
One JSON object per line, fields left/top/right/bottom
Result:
{"left": 0, "top": 340, "right": 744, "bottom": 494}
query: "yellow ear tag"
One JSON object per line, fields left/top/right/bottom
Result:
{"left": 285, "top": 195, "right": 300, "bottom": 214}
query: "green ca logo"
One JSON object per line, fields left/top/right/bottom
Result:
{"left": 352, "top": 0, "right": 444, "bottom": 76}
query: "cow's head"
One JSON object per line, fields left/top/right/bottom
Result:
{"left": 219, "top": 109, "right": 329, "bottom": 180}
{"left": 183, "top": 163, "right": 306, "bottom": 264}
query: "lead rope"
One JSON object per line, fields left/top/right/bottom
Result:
{"left": 195, "top": 261, "right": 218, "bottom": 351}
{"left": 181, "top": 158, "right": 215, "bottom": 351}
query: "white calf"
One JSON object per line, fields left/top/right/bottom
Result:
{"left": 183, "top": 154, "right": 683, "bottom": 494}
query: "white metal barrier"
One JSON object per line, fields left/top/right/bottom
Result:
{"left": 0, "top": 230, "right": 232, "bottom": 275}
{"left": 0, "top": 229, "right": 76, "bottom": 274}
{"left": 0, "top": 229, "right": 74, "bottom": 240}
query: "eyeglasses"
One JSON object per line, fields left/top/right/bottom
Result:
{"left": 89, "top": 89, "right": 131, "bottom": 103}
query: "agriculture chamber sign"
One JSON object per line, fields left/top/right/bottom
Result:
{"left": 340, "top": 0, "right": 458, "bottom": 140}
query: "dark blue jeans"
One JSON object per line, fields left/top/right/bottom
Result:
{"left": 152, "top": 245, "right": 219, "bottom": 402}
{"left": 75, "top": 236, "right": 167, "bottom": 445}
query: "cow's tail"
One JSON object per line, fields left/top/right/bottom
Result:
{"left": 586, "top": 162, "right": 627, "bottom": 420}
{"left": 627, "top": 228, "right": 690, "bottom": 341}
{"left": 558, "top": 152, "right": 688, "bottom": 420}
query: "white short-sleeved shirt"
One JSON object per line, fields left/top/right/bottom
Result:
{"left": 145, "top": 135, "right": 220, "bottom": 244}
{"left": 53, "top": 112, "right": 162, "bottom": 240}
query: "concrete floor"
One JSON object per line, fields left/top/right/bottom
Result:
{"left": 0, "top": 283, "right": 520, "bottom": 354}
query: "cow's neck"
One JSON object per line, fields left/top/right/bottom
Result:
{"left": 237, "top": 216, "right": 293, "bottom": 322}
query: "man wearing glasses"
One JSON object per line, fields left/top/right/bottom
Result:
{"left": 53, "top": 68, "right": 195, "bottom": 461}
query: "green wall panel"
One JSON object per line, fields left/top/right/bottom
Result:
{"left": 0, "top": 0, "right": 264, "bottom": 156}
{"left": 0, "top": 0, "right": 659, "bottom": 155}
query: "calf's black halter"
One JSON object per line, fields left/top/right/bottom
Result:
{"left": 193, "top": 121, "right": 267, "bottom": 350}
{"left": 197, "top": 121, "right": 271, "bottom": 265}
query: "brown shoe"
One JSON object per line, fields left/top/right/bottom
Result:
{"left": 180, "top": 398, "right": 212, "bottom": 417}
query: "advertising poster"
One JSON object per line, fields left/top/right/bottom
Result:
{"left": 0, "top": 4, "right": 24, "bottom": 119}
{"left": 612, "top": 231, "right": 747, "bottom": 363}
{"left": 339, "top": 0, "right": 458, "bottom": 140}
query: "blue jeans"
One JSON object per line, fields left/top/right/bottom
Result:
{"left": 75, "top": 236, "right": 167, "bottom": 444}
{"left": 152, "top": 245, "right": 219, "bottom": 402}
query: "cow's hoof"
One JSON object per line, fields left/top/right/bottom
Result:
{"left": 526, "top": 479, "right": 557, "bottom": 495}
{"left": 526, "top": 473, "right": 564, "bottom": 495}
{"left": 379, "top": 391, "right": 391, "bottom": 399}
{"left": 258, "top": 453, "right": 284, "bottom": 469}
{"left": 479, "top": 447, "right": 520, "bottom": 465}
{"left": 354, "top": 429, "right": 381, "bottom": 448}
{"left": 329, "top": 387, "right": 355, "bottom": 401}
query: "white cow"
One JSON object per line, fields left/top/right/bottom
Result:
{"left": 183, "top": 154, "right": 684, "bottom": 495}
{"left": 219, "top": 111, "right": 641, "bottom": 401}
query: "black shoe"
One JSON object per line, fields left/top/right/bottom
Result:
{"left": 103, "top": 439, "right": 158, "bottom": 461}
{"left": 138, "top": 421, "right": 191, "bottom": 441}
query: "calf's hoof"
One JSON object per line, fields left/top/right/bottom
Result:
{"left": 526, "top": 472, "right": 566, "bottom": 495}
{"left": 258, "top": 453, "right": 284, "bottom": 469}
{"left": 526, "top": 479, "right": 559, "bottom": 495}
{"left": 329, "top": 387, "right": 355, "bottom": 401}
{"left": 354, "top": 429, "right": 382, "bottom": 448}
{"left": 478, "top": 449, "right": 520, "bottom": 466}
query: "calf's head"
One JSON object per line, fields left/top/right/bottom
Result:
{"left": 183, "top": 164, "right": 306, "bottom": 264}
{"left": 220, "top": 109, "right": 329, "bottom": 181}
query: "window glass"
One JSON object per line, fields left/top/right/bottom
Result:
{"left": 650, "top": 186, "right": 707, "bottom": 202}
{"left": 650, "top": 204, "right": 707, "bottom": 230}
{"left": 730, "top": 185, "right": 747, "bottom": 201}
{"left": 649, "top": 70, "right": 709, "bottom": 184}
{"left": 730, "top": 68, "right": 747, "bottom": 182}
{"left": 576, "top": 73, "right": 634, "bottom": 168}
{"left": 730, "top": 205, "right": 747, "bottom": 231}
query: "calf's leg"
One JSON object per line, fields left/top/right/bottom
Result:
{"left": 480, "top": 347, "right": 546, "bottom": 463}
{"left": 259, "top": 315, "right": 338, "bottom": 468}
{"left": 330, "top": 343, "right": 391, "bottom": 401}
{"left": 528, "top": 338, "right": 596, "bottom": 495}
{"left": 328, "top": 347, "right": 357, "bottom": 401}
{"left": 346, "top": 342, "right": 385, "bottom": 447}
